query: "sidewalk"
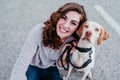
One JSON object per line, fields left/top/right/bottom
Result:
{"left": 0, "top": 0, "right": 120, "bottom": 80}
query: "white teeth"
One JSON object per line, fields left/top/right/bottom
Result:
{"left": 60, "top": 27, "right": 67, "bottom": 33}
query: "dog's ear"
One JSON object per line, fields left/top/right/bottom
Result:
{"left": 97, "top": 27, "right": 109, "bottom": 45}
{"left": 76, "top": 22, "right": 86, "bottom": 37}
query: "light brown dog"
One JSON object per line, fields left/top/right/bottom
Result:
{"left": 63, "top": 21, "right": 109, "bottom": 80}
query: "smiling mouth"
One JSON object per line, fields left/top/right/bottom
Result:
{"left": 60, "top": 26, "right": 68, "bottom": 33}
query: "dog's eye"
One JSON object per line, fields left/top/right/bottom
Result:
{"left": 84, "top": 25, "right": 88, "bottom": 28}
{"left": 95, "top": 28, "right": 99, "bottom": 32}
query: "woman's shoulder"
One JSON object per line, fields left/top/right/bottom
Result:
{"left": 28, "top": 23, "right": 44, "bottom": 36}
{"left": 31, "top": 23, "right": 44, "bottom": 32}
{"left": 27, "top": 23, "right": 45, "bottom": 41}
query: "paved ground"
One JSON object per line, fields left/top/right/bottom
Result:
{"left": 0, "top": 0, "right": 120, "bottom": 80}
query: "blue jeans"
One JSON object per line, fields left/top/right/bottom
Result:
{"left": 26, "top": 65, "right": 62, "bottom": 80}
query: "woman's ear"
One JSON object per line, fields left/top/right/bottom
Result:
{"left": 97, "top": 27, "right": 109, "bottom": 45}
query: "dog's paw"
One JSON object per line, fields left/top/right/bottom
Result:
{"left": 62, "top": 76, "right": 65, "bottom": 80}
{"left": 62, "top": 76, "right": 68, "bottom": 80}
{"left": 87, "top": 73, "right": 92, "bottom": 79}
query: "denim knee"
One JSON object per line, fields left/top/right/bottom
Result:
{"left": 46, "top": 66, "right": 62, "bottom": 80}
{"left": 26, "top": 65, "right": 40, "bottom": 80}
{"left": 26, "top": 65, "right": 62, "bottom": 80}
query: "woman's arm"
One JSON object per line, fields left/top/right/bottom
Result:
{"left": 10, "top": 24, "right": 42, "bottom": 80}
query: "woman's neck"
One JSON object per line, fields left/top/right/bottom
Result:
{"left": 61, "top": 37, "right": 67, "bottom": 42}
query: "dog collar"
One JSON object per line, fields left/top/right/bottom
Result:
{"left": 75, "top": 46, "right": 92, "bottom": 53}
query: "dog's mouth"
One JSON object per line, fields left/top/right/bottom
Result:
{"left": 81, "top": 31, "right": 92, "bottom": 43}
{"left": 82, "top": 36, "right": 91, "bottom": 43}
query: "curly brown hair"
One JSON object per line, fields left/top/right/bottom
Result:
{"left": 43, "top": 3, "right": 87, "bottom": 49}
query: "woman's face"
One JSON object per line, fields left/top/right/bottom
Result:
{"left": 56, "top": 11, "right": 81, "bottom": 42}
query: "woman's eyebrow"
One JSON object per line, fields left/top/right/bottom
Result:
{"left": 72, "top": 20, "right": 79, "bottom": 24}
{"left": 65, "top": 14, "right": 79, "bottom": 24}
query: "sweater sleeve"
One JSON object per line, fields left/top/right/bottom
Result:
{"left": 10, "top": 24, "right": 43, "bottom": 80}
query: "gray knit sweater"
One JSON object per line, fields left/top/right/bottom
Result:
{"left": 10, "top": 23, "right": 74, "bottom": 80}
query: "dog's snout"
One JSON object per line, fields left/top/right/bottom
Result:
{"left": 86, "top": 31, "right": 92, "bottom": 37}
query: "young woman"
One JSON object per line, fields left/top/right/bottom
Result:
{"left": 10, "top": 2, "right": 87, "bottom": 80}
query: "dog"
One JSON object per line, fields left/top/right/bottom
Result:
{"left": 63, "top": 21, "right": 109, "bottom": 80}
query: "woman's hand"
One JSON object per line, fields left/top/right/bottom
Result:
{"left": 57, "top": 44, "right": 69, "bottom": 67}
{"left": 57, "top": 41, "right": 77, "bottom": 67}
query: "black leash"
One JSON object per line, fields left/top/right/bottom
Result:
{"left": 60, "top": 40, "right": 93, "bottom": 70}
{"left": 60, "top": 46, "right": 72, "bottom": 70}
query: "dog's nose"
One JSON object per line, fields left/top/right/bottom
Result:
{"left": 86, "top": 31, "right": 92, "bottom": 37}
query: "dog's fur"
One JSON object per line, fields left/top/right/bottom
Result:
{"left": 63, "top": 21, "right": 109, "bottom": 80}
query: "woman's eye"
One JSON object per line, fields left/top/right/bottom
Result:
{"left": 71, "top": 20, "right": 78, "bottom": 26}
{"left": 72, "top": 22, "right": 77, "bottom": 26}
{"left": 61, "top": 15, "right": 66, "bottom": 20}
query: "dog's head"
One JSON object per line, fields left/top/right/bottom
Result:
{"left": 76, "top": 21, "right": 109, "bottom": 45}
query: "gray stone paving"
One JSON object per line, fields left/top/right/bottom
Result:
{"left": 0, "top": 0, "right": 120, "bottom": 80}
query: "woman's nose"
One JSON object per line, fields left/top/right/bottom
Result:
{"left": 63, "top": 21, "right": 69, "bottom": 28}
